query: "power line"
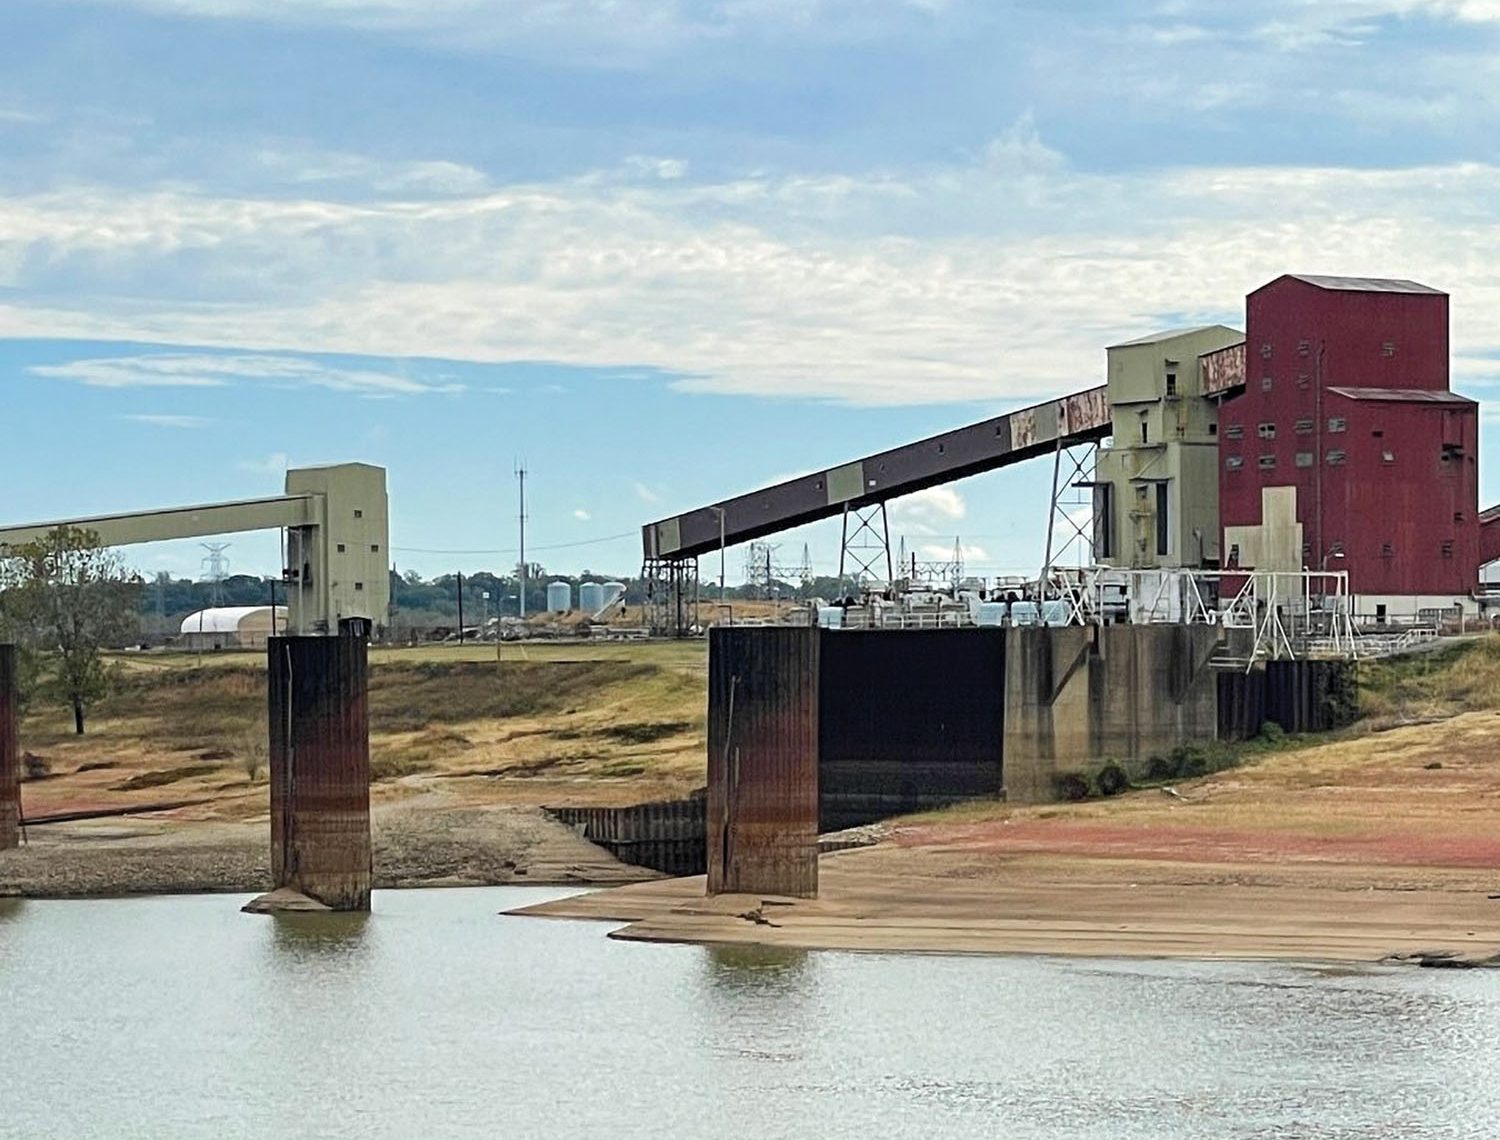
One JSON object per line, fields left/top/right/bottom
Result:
{"left": 390, "top": 531, "right": 635, "bottom": 557}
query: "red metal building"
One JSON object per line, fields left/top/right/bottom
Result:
{"left": 1218, "top": 274, "right": 1480, "bottom": 597}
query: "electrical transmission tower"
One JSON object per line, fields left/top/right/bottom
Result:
{"left": 200, "top": 543, "right": 231, "bottom": 607}
{"left": 743, "top": 541, "right": 814, "bottom": 600}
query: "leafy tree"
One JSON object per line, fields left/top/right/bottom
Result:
{"left": 0, "top": 527, "right": 142, "bottom": 735}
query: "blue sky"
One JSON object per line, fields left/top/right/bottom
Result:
{"left": 7, "top": 0, "right": 1500, "bottom": 582}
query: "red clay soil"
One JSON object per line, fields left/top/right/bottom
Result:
{"left": 892, "top": 818, "right": 1500, "bottom": 869}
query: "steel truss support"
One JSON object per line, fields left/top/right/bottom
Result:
{"left": 643, "top": 556, "right": 700, "bottom": 638}
{"left": 1038, "top": 440, "right": 1100, "bottom": 588}
{"left": 838, "top": 502, "right": 893, "bottom": 593}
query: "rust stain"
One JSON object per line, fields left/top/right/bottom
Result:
{"left": 0, "top": 645, "right": 18, "bottom": 850}
{"left": 268, "top": 633, "right": 372, "bottom": 910}
{"left": 707, "top": 627, "right": 819, "bottom": 898}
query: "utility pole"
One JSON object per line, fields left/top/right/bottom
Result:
{"left": 516, "top": 461, "right": 528, "bottom": 621}
{"left": 457, "top": 571, "right": 465, "bottom": 644}
{"left": 710, "top": 506, "right": 726, "bottom": 603}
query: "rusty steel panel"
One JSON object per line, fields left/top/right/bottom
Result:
{"left": 0, "top": 646, "right": 17, "bottom": 850}
{"left": 643, "top": 385, "right": 1111, "bottom": 561}
{"left": 707, "top": 626, "right": 819, "bottom": 897}
{"left": 268, "top": 633, "right": 372, "bottom": 910}
{"left": 1061, "top": 387, "right": 1110, "bottom": 435}
{"left": 1200, "top": 341, "right": 1246, "bottom": 396}
{"left": 818, "top": 630, "right": 1004, "bottom": 832}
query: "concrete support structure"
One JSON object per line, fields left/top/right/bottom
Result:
{"left": 266, "top": 631, "right": 372, "bottom": 910}
{"left": 707, "top": 626, "right": 819, "bottom": 898}
{"left": 0, "top": 646, "right": 18, "bottom": 851}
{"left": 1002, "top": 625, "right": 1221, "bottom": 803}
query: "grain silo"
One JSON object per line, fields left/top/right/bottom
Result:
{"left": 546, "top": 581, "right": 572, "bottom": 613}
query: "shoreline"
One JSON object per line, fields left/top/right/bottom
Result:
{"left": 510, "top": 846, "right": 1500, "bottom": 966}
{"left": 0, "top": 803, "right": 658, "bottom": 900}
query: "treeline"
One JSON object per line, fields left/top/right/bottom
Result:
{"left": 137, "top": 567, "right": 869, "bottom": 634}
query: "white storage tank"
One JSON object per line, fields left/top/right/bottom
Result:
{"left": 546, "top": 581, "right": 572, "bottom": 613}
{"left": 817, "top": 606, "right": 845, "bottom": 629}
{"left": 579, "top": 582, "right": 607, "bottom": 614}
{"left": 1041, "top": 599, "right": 1071, "bottom": 626}
{"left": 603, "top": 581, "right": 626, "bottom": 607}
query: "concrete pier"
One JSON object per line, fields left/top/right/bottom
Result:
{"left": 261, "top": 631, "right": 372, "bottom": 911}
{"left": 707, "top": 626, "right": 819, "bottom": 898}
{"left": 0, "top": 645, "right": 18, "bottom": 850}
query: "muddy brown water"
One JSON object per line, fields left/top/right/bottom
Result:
{"left": 2, "top": 887, "right": 1499, "bottom": 1138}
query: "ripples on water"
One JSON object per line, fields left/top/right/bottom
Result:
{"left": 1, "top": 887, "right": 1498, "bottom": 1139}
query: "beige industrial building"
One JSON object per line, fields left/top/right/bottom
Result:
{"left": 1094, "top": 325, "right": 1245, "bottom": 569}
{"left": 179, "top": 606, "right": 287, "bottom": 651}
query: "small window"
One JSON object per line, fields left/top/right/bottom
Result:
{"left": 1382, "top": 449, "right": 1395, "bottom": 464}
{"left": 1326, "top": 449, "right": 1347, "bottom": 465}
{"left": 1258, "top": 454, "right": 1277, "bottom": 469}
{"left": 1291, "top": 418, "right": 1312, "bottom": 435}
{"left": 1380, "top": 543, "right": 1394, "bottom": 557}
{"left": 1441, "top": 540, "right": 1454, "bottom": 558}
{"left": 1208, "top": 422, "right": 1218, "bottom": 436}
{"left": 1225, "top": 455, "right": 1245, "bottom": 470}
{"left": 1455, "top": 511, "right": 1465, "bottom": 523}
{"left": 1297, "top": 339, "right": 1311, "bottom": 357}
{"left": 937, "top": 443, "right": 945, "bottom": 454}
{"left": 1165, "top": 372, "right": 1177, "bottom": 396}
{"left": 1261, "top": 376, "right": 1273, "bottom": 392}
{"left": 1257, "top": 422, "right": 1276, "bottom": 439}
{"left": 354, "top": 509, "right": 364, "bottom": 519}
{"left": 1328, "top": 417, "right": 1346, "bottom": 433}
{"left": 1301, "top": 542, "right": 1312, "bottom": 560}
{"left": 1259, "top": 343, "right": 1273, "bottom": 359}
{"left": 1228, "top": 543, "right": 1241, "bottom": 563}
{"left": 1372, "top": 429, "right": 1384, "bottom": 438}
{"left": 1295, "top": 452, "right": 1314, "bottom": 468}
{"left": 1329, "top": 541, "right": 1345, "bottom": 556}
{"left": 1225, "top": 424, "right": 1244, "bottom": 440}
{"left": 1382, "top": 341, "right": 1396, "bottom": 358}
{"left": 370, "top": 544, "right": 380, "bottom": 553}
{"left": 1140, "top": 420, "right": 1149, "bottom": 445}
{"left": 336, "top": 543, "right": 346, "bottom": 553}
{"left": 1376, "top": 603, "right": 1388, "bottom": 622}
{"left": 355, "top": 581, "right": 365, "bottom": 591}
{"left": 1296, "top": 372, "right": 1311, "bottom": 389}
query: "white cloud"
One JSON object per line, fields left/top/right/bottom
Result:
{"left": 7, "top": 144, "right": 1500, "bottom": 407}
{"left": 573, "top": 508, "right": 592, "bottom": 521}
{"left": 890, "top": 487, "right": 967, "bottom": 536}
{"left": 917, "top": 541, "right": 987, "bottom": 563}
{"left": 31, "top": 353, "right": 463, "bottom": 397}
{"left": 239, "top": 451, "right": 291, "bottom": 474}
{"left": 63, "top": 0, "right": 953, "bottom": 65}
{"left": 122, "top": 413, "right": 213, "bottom": 428}
{"left": 634, "top": 482, "right": 661, "bottom": 504}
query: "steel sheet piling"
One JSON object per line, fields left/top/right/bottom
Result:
{"left": 707, "top": 626, "right": 819, "bottom": 898}
{"left": 0, "top": 646, "right": 18, "bottom": 850}
{"left": 267, "top": 631, "right": 372, "bottom": 910}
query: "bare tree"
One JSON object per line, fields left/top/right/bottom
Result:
{"left": 0, "top": 527, "right": 141, "bottom": 735}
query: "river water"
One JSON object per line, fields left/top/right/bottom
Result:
{"left": 2, "top": 887, "right": 1499, "bottom": 1139}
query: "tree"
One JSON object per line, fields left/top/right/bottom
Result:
{"left": 0, "top": 527, "right": 142, "bottom": 735}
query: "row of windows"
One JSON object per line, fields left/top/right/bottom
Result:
{"left": 1227, "top": 539, "right": 1455, "bottom": 562}
{"left": 1223, "top": 418, "right": 1347, "bottom": 440}
{"left": 1256, "top": 341, "right": 1398, "bottom": 360}
{"left": 335, "top": 543, "right": 382, "bottom": 554}
{"left": 1224, "top": 448, "right": 1390, "bottom": 469}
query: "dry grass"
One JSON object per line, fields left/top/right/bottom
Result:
{"left": 17, "top": 642, "right": 708, "bottom": 816}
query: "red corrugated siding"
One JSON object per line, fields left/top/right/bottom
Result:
{"left": 1220, "top": 276, "right": 1477, "bottom": 594}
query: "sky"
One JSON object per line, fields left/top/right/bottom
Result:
{"left": 7, "top": 0, "right": 1500, "bottom": 583}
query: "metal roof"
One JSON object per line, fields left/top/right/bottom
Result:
{"left": 1287, "top": 274, "right": 1444, "bottom": 295}
{"left": 1107, "top": 324, "right": 1243, "bottom": 349}
{"left": 1481, "top": 504, "right": 1500, "bottom": 527}
{"left": 1326, "top": 387, "right": 1474, "bottom": 404}
{"left": 180, "top": 605, "right": 285, "bottom": 635}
